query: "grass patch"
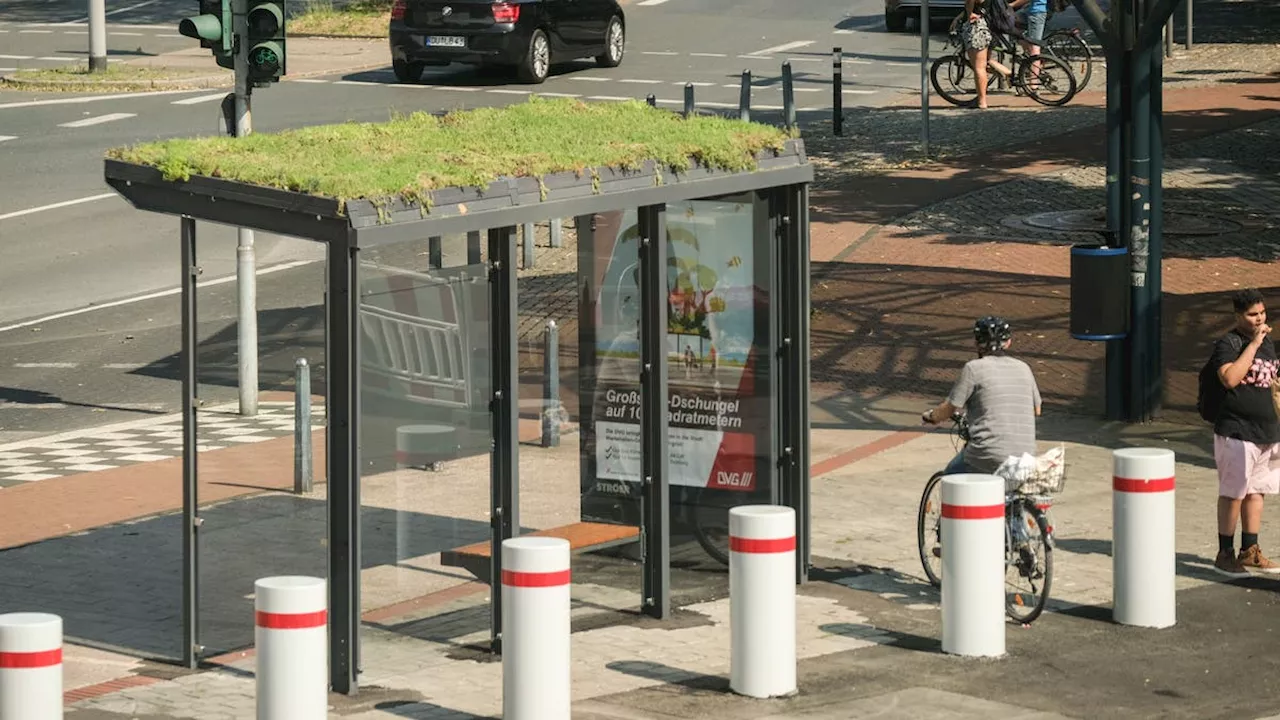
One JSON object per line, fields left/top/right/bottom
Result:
{"left": 2, "top": 63, "right": 229, "bottom": 91}
{"left": 290, "top": 0, "right": 389, "bottom": 37}
{"left": 108, "top": 97, "right": 793, "bottom": 208}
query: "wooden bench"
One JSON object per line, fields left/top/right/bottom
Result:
{"left": 441, "top": 522, "right": 640, "bottom": 582}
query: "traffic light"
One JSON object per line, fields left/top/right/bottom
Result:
{"left": 178, "top": 0, "right": 233, "bottom": 70}
{"left": 246, "top": 0, "right": 286, "bottom": 86}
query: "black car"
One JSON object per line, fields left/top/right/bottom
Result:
{"left": 389, "top": 0, "right": 626, "bottom": 84}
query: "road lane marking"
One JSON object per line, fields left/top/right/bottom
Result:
{"left": 619, "top": 78, "right": 661, "bottom": 84}
{"left": 748, "top": 40, "right": 813, "bottom": 56}
{"left": 171, "top": 92, "right": 228, "bottom": 105}
{"left": 842, "top": 89, "right": 876, "bottom": 94}
{"left": 689, "top": 52, "right": 726, "bottom": 58}
{"left": 333, "top": 79, "right": 383, "bottom": 85}
{"left": 110, "top": 31, "right": 145, "bottom": 36}
{"left": 58, "top": 112, "right": 137, "bottom": 127}
{"left": 0, "top": 55, "right": 33, "bottom": 60}
{"left": 64, "top": 30, "right": 89, "bottom": 34}
{"left": 14, "top": 363, "right": 79, "bottom": 368}
{"left": 0, "top": 193, "right": 118, "bottom": 222}
{"left": 155, "top": 33, "right": 185, "bottom": 38}
{"left": 738, "top": 54, "right": 775, "bottom": 61}
{"left": 20, "top": 30, "right": 54, "bottom": 34}
{"left": 0, "top": 260, "right": 313, "bottom": 336}
{"left": 637, "top": 0, "right": 670, "bottom": 5}
{"left": 0, "top": 88, "right": 200, "bottom": 109}
{"left": 487, "top": 88, "right": 529, "bottom": 94}
{"left": 570, "top": 76, "right": 610, "bottom": 81}
{"left": 0, "top": 136, "right": 14, "bottom": 144}
{"left": 834, "top": 29, "right": 854, "bottom": 34}
{"left": 673, "top": 81, "right": 715, "bottom": 86}
{"left": 38, "top": 57, "right": 79, "bottom": 61}
{"left": 786, "top": 57, "right": 823, "bottom": 63}
{"left": 58, "top": 0, "right": 161, "bottom": 24}
{"left": 587, "top": 95, "right": 631, "bottom": 101}
{"left": 292, "top": 78, "right": 329, "bottom": 83}
{"left": 641, "top": 51, "right": 677, "bottom": 56}
{"left": 534, "top": 92, "right": 580, "bottom": 98}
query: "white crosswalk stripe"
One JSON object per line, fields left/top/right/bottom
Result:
{"left": 171, "top": 92, "right": 228, "bottom": 105}
{"left": 58, "top": 112, "right": 136, "bottom": 128}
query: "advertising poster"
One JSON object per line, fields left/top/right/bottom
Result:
{"left": 585, "top": 198, "right": 770, "bottom": 495}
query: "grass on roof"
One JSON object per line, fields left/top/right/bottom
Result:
{"left": 106, "top": 97, "right": 792, "bottom": 207}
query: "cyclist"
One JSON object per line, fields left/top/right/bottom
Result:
{"left": 922, "top": 316, "right": 1042, "bottom": 475}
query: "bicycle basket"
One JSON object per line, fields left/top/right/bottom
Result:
{"left": 997, "top": 444, "right": 1067, "bottom": 495}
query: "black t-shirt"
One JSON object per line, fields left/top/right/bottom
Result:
{"left": 1212, "top": 330, "right": 1280, "bottom": 445}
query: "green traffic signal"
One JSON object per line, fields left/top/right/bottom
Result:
{"left": 246, "top": 0, "right": 286, "bottom": 84}
{"left": 178, "top": 0, "right": 232, "bottom": 68}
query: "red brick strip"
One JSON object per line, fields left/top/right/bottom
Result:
{"left": 64, "top": 675, "right": 160, "bottom": 704}
{"left": 810, "top": 429, "right": 927, "bottom": 479}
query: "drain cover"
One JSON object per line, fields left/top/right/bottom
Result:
{"left": 1016, "top": 209, "right": 1243, "bottom": 236}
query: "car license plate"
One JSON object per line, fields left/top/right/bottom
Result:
{"left": 425, "top": 35, "right": 465, "bottom": 47}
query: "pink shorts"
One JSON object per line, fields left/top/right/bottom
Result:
{"left": 1215, "top": 435, "right": 1280, "bottom": 499}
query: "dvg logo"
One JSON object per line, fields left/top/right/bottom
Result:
{"left": 716, "top": 471, "right": 754, "bottom": 488}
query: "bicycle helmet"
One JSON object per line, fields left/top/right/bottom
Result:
{"left": 973, "top": 315, "right": 1012, "bottom": 354}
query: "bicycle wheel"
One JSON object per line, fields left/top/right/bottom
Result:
{"left": 930, "top": 54, "right": 980, "bottom": 107}
{"left": 1005, "top": 499, "right": 1053, "bottom": 624}
{"left": 691, "top": 488, "right": 749, "bottom": 566}
{"left": 916, "top": 472, "right": 945, "bottom": 588}
{"left": 1042, "top": 29, "right": 1093, "bottom": 91}
{"left": 1017, "top": 54, "right": 1078, "bottom": 107}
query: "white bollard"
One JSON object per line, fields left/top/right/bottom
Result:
{"left": 0, "top": 613, "right": 62, "bottom": 720}
{"left": 1112, "top": 448, "right": 1176, "bottom": 628}
{"left": 941, "top": 474, "right": 1006, "bottom": 658}
{"left": 255, "top": 576, "right": 328, "bottom": 720}
{"left": 395, "top": 424, "right": 456, "bottom": 567}
{"left": 729, "top": 505, "right": 797, "bottom": 698}
{"left": 502, "top": 537, "right": 571, "bottom": 720}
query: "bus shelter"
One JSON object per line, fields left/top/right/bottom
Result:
{"left": 103, "top": 130, "right": 813, "bottom": 694}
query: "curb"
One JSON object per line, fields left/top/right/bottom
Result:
{"left": 0, "top": 60, "right": 393, "bottom": 93}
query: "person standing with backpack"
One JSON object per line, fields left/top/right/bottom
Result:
{"left": 1207, "top": 288, "right": 1280, "bottom": 577}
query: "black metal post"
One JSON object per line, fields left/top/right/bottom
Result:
{"left": 638, "top": 204, "right": 670, "bottom": 619}
{"left": 467, "top": 230, "right": 482, "bottom": 265}
{"left": 489, "top": 225, "right": 520, "bottom": 651}
{"left": 683, "top": 82, "right": 694, "bottom": 118}
{"left": 1104, "top": 49, "right": 1127, "bottom": 421}
{"left": 646, "top": 93, "right": 656, "bottom": 107}
{"left": 1128, "top": 26, "right": 1153, "bottom": 422}
{"left": 776, "top": 186, "right": 811, "bottom": 584}
{"left": 1184, "top": 0, "right": 1192, "bottom": 49}
{"left": 796, "top": 184, "right": 811, "bottom": 582}
{"left": 180, "top": 216, "right": 200, "bottom": 669}
{"left": 428, "top": 236, "right": 442, "bottom": 269}
{"left": 1148, "top": 41, "right": 1165, "bottom": 417}
{"left": 781, "top": 61, "right": 796, "bottom": 130}
{"left": 739, "top": 69, "right": 751, "bottom": 122}
{"left": 920, "top": 0, "right": 930, "bottom": 156}
{"left": 832, "top": 47, "right": 843, "bottom": 136}
{"left": 327, "top": 231, "right": 360, "bottom": 694}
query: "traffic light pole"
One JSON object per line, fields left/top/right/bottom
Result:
{"left": 233, "top": 0, "right": 259, "bottom": 417}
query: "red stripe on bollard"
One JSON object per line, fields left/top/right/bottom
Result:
{"left": 502, "top": 569, "right": 571, "bottom": 587}
{"left": 0, "top": 648, "right": 61, "bottom": 668}
{"left": 1113, "top": 476, "right": 1176, "bottom": 493}
{"left": 729, "top": 536, "right": 796, "bottom": 554}
{"left": 255, "top": 609, "right": 328, "bottom": 630}
{"left": 941, "top": 503, "right": 1004, "bottom": 520}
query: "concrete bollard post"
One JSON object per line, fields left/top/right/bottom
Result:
{"left": 255, "top": 577, "right": 327, "bottom": 720}
{"left": 522, "top": 222, "right": 536, "bottom": 269}
{"left": 549, "top": 218, "right": 563, "bottom": 248}
{"left": 395, "top": 424, "right": 457, "bottom": 563}
{"left": 1113, "top": 448, "right": 1176, "bottom": 628}
{"left": 502, "top": 537, "right": 571, "bottom": 720}
{"left": 729, "top": 505, "right": 796, "bottom": 698}
{"left": 0, "top": 613, "right": 62, "bottom": 720}
{"left": 941, "top": 474, "right": 1005, "bottom": 657}
{"left": 293, "top": 358, "right": 312, "bottom": 494}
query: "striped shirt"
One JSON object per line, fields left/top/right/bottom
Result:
{"left": 947, "top": 354, "right": 1042, "bottom": 473}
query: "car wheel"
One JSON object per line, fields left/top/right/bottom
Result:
{"left": 518, "top": 29, "right": 550, "bottom": 84}
{"left": 596, "top": 16, "right": 625, "bottom": 68}
{"left": 884, "top": 9, "right": 908, "bottom": 32}
{"left": 392, "top": 58, "right": 425, "bottom": 83}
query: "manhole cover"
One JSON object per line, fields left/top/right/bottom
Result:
{"left": 1012, "top": 209, "right": 1243, "bottom": 236}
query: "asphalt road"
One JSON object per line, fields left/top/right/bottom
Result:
{"left": 0, "top": 0, "right": 952, "bottom": 440}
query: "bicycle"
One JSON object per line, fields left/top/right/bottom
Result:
{"left": 915, "top": 413, "right": 1066, "bottom": 624}
{"left": 932, "top": 21, "right": 1079, "bottom": 107}
{"left": 1040, "top": 27, "right": 1093, "bottom": 91}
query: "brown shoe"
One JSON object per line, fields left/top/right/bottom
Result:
{"left": 1214, "top": 549, "right": 1251, "bottom": 578}
{"left": 1238, "top": 545, "right": 1280, "bottom": 574}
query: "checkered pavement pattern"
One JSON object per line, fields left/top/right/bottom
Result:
{"left": 0, "top": 403, "right": 325, "bottom": 487}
